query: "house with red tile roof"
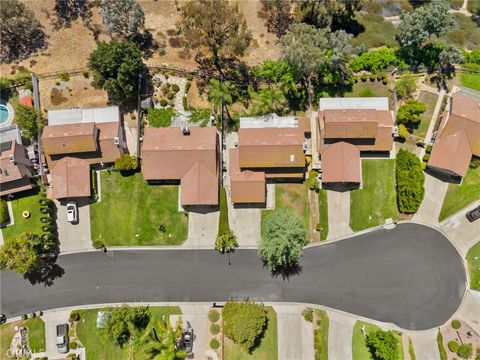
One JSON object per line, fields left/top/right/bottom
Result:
{"left": 141, "top": 126, "right": 219, "bottom": 206}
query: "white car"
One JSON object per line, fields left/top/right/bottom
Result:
{"left": 66, "top": 202, "right": 78, "bottom": 223}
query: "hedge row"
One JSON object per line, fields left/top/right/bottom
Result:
{"left": 0, "top": 199, "right": 9, "bottom": 224}
{"left": 396, "top": 149, "right": 425, "bottom": 214}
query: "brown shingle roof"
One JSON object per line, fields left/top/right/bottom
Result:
{"left": 321, "top": 142, "right": 361, "bottom": 183}
{"left": 229, "top": 148, "right": 265, "bottom": 204}
{"left": 428, "top": 130, "right": 472, "bottom": 177}
{"left": 238, "top": 128, "right": 305, "bottom": 168}
{"left": 180, "top": 162, "right": 218, "bottom": 205}
{"left": 51, "top": 157, "right": 91, "bottom": 199}
{"left": 42, "top": 123, "right": 97, "bottom": 155}
{"left": 0, "top": 141, "right": 33, "bottom": 196}
{"left": 451, "top": 93, "right": 480, "bottom": 123}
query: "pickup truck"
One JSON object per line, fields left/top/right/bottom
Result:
{"left": 56, "top": 323, "right": 69, "bottom": 354}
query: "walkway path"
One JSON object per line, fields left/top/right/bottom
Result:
{"left": 327, "top": 311, "right": 356, "bottom": 360}
{"left": 326, "top": 190, "right": 353, "bottom": 240}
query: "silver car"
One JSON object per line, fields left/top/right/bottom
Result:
{"left": 56, "top": 323, "right": 69, "bottom": 354}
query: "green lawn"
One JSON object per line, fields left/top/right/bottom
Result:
{"left": 352, "top": 321, "right": 404, "bottom": 360}
{"left": 466, "top": 241, "right": 480, "bottom": 291}
{"left": 314, "top": 309, "right": 329, "bottom": 360}
{"left": 0, "top": 317, "right": 46, "bottom": 356}
{"left": 414, "top": 91, "right": 438, "bottom": 138}
{"left": 261, "top": 183, "right": 310, "bottom": 238}
{"left": 1, "top": 191, "right": 43, "bottom": 241}
{"left": 224, "top": 307, "right": 278, "bottom": 360}
{"left": 459, "top": 71, "right": 480, "bottom": 92}
{"left": 352, "top": 13, "right": 399, "bottom": 49}
{"left": 350, "top": 160, "right": 399, "bottom": 231}
{"left": 439, "top": 165, "right": 480, "bottom": 221}
{"left": 90, "top": 171, "right": 188, "bottom": 246}
{"left": 318, "top": 190, "right": 328, "bottom": 241}
{"left": 76, "top": 306, "right": 182, "bottom": 360}
{"left": 345, "top": 81, "right": 391, "bottom": 99}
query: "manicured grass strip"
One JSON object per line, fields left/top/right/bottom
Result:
{"left": 1, "top": 191, "right": 42, "bottom": 241}
{"left": 409, "top": 337, "right": 416, "bottom": 360}
{"left": 218, "top": 187, "right": 229, "bottom": 235}
{"left": 459, "top": 71, "right": 480, "bottom": 92}
{"left": 350, "top": 160, "right": 399, "bottom": 232}
{"left": 76, "top": 306, "right": 181, "bottom": 360}
{"left": 415, "top": 91, "right": 438, "bottom": 138}
{"left": 352, "top": 321, "right": 404, "bottom": 360}
{"left": 224, "top": 307, "right": 278, "bottom": 360}
{"left": 466, "top": 241, "right": 480, "bottom": 291}
{"left": 345, "top": 81, "right": 391, "bottom": 98}
{"left": 90, "top": 171, "right": 188, "bottom": 246}
{"left": 262, "top": 183, "right": 310, "bottom": 238}
{"left": 0, "top": 317, "right": 46, "bottom": 357}
{"left": 439, "top": 166, "right": 480, "bottom": 221}
{"left": 314, "top": 309, "right": 329, "bottom": 360}
{"left": 437, "top": 331, "right": 447, "bottom": 360}
{"left": 318, "top": 190, "right": 328, "bottom": 241}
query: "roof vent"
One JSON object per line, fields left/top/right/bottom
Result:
{"left": 181, "top": 125, "right": 190, "bottom": 135}
{"left": 114, "top": 136, "right": 120, "bottom": 145}
{"left": 9, "top": 155, "right": 14, "bottom": 163}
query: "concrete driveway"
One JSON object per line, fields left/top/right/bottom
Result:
{"left": 182, "top": 207, "right": 219, "bottom": 248}
{"left": 326, "top": 190, "right": 353, "bottom": 240}
{"left": 178, "top": 304, "right": 209, "bottom": 360}
{"left": 55, "top": 198, "right": 93, "bottom": 253}
{"left": 413, "top": 173, "right": 449, "bottom": 224}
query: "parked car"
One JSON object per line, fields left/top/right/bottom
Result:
{"left": 66, "top": 202, "right": 78, "bottom": 223}
{"left": 416, "top": 141, "right": 426, "bottom": 148}
{"left": 56, "top": 323, "right": 69, "bottom": 354}
{"left": 0, "top": 314, "right": 6, "bottom": 324}
{"left": 183, "top": 327, "right": 194, "bottom": 353}
{"left": 466, "top": 206, "right": 480, "bottom": 222}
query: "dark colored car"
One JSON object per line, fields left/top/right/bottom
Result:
{"left": 0, "top": 314, "right": 6, "bottom": 324}
{"left": 466, "top": 206, "right": 480, "bottom": 222}
{"left": 416, "top": 141, "right": 426, "bottom": 148}
{"left": 183, "top": 327, "right": 194, "bottom": 354}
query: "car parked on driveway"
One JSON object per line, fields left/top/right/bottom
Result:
{"left": 56, "top": 323, "right": 69, "bottom": 354}
{"left": 66, "top": 202, "right": 78, "bottom": 223}
{"left": 466, "top": 206, "right": 480, "bottom": 222}
{"left": 183, "top": 326, "right": 194, "bottom": 354}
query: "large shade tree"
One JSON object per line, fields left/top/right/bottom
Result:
{"left": 260, "top": 209, "right": 308, "bottom": 271}
{"left": 0, "top": 0, "right": 48, "bottom": 63}
{"left": 296, "top": 0, "right": 362, "bottom": 31}
{"left": 0, "top": 232, "right": 41, "bottom": 275}
{"left": 88, "top": 40, "right": 145, "bottom": 102}
{"left": 52, "top": 0, "right": 92, "bottom": 29}
{"left": 179, "top": 0, "right": 252, "bottom": 80}
{"left": 100, "top": 0, "right": 145, "bottom": 38}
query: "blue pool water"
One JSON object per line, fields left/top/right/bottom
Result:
{"left": 0, "top": 105, "right": 9, "bottom": 124}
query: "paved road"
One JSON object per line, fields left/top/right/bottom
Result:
{"left": 1, "top": 223, "right": 466, "bottom": 330}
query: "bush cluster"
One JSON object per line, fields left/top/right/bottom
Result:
{"left": 222, "top": 302, "right": 267, "bottom": 353}
{"left": 448, "top": 340, "right": 460, "bottom": 352}
{"left": 114, "top": 154, "right": 138, "bottom": 172}
{"left": 210, "top": 338, "right": 220, "bottom": 350}
{"left": 208, "top": 310, "right": 220, "bottom": 323}
{"left": 0, "top": 199, "right": 9, "bottom": 224}
{"left": 147, "top": 108, "right": 176, "bottom": 128}
{"left": 69, "top": 310, "right": 82, "bottom": 322}
{"left": 349, "top": 47, "right": 407, "bottom": 73}
{"left": 303, "top": 309, "right": 313, "bottom": 322}
{"left": 451, "top": 319, "right": 461, "bottom": 329}
{"left": 366, "top": 329, "right": 399, "bottom": 360}
{"left": 396, "top": 99, "right": 426, "bottom": 129}
{"left": 396, "top": 149, "right": 425, "bottom": 214}
{"left": 210, "top": 323, "right": 220, "bottom": 335}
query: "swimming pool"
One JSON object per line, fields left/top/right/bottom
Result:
{"left": 0, "top": 105, "right": 9, "bottom": 124}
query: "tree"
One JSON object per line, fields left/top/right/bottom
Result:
{"left": 103, "top": 305, "right": 151, "bottom": 347}
{"left": 0, "top": 233, "right": 41, "bottom": 275}
{"left": 456, "top": 343, "right": 473, "bottom": 359}
{"left": 114, "top": 154, "right": 138, "bottom": 172}
{"left": 259, "top": 208, "right": 308, "bottom": 271}
{"left": 436, "top": 45, "right": 464, "bottom": 80}
{"left": 16, "top": 104, "right": 44, "bottom": 139}
{"left": 223, "top": 302, "right": 268, "bottom": 353}
{"left": 88, "top": 40, "right": 144, "bottom": 102}
{"left": 250, "top": 87, "right": 288, "bottom": 115}
{"left": 395, "top": 73, "right": 417, "bottom": 99}
{"left": 396, "top": 99, "right": 426, "bottom": 129}
{"left": 349, "top": 47, "right": 406, "bottom": 73}
{"left": 397, "top": 0, "right": 454, "bottom": 57}
{"left": 260, "top": 0, "right": 294, "bottom": 37}
{"left": 366, "top": 330, "right": 399, "bottom": 360}
{"left": 296, "top": 0, "right": 362, "bottom": 31}
{"left": 0, "top": 0, "right": 48, "bottom": 63}
{"left": 397, "top": 124, "right": 409, "bottom": 141}
{"left": 254, "top": 60, "right": 298, "bottom": 95}
{"left": 396, "top": 149, "right": 425, "bottom": 214}
{"left": 281, "top": 23, "right": 353, "bottom": 107}
{"left": 100, "top": 0, "right": 145, "bottom": 38}
{"left": 143, "top": 318, "right": 187, "bottom": 360}
{"left": 207, "top": 79, "right": 234, "bottom": 119}
{"left": 52, "top": 0, "right": 92, "bottom": 29}
{"left": 179, "top": 0, "right": 252, "bottom": 79}
{"left": 215, "top": 229, "right": 238, "bottom": 253}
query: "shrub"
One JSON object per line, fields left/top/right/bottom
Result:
{"left": 0, "top": 199, "right": 9, "bottom": 224}
{"left": 217, "top": 188, "right": 229, "bottom": 236}
{"left": 83, "top": 71, "right": 90, "bottom": 78}
{"left": 210, "top": 323, "right": 220, "bottom": 335}
{"left": 398, "top": 124, "right": 409, "bottom": 141}
{"left": 438, "top": 331, "right": 447, "bottom": 360}
{"left": 448, "top": 341, "right": 460, "bottom": 352}
{"left": 69, "top": 341, "right": 78, "bottom": 349}
{"left": 470, "top": 157, "right": 480, "bottom": 169}
{"left": 210, "top": 338, "right": 220, "bottom": 350}
{"left": 396, "top": 149, "right": 425, "bottom": 213}
{"left": 159, "top": 98, "right": 168, "bottom": 107}
{"left": 395, "top": 73, "right": 417, "bottom": 99}
{"left": 186, "top": 74, "right": 193, "bottom": 81}
{"left": 370, "top": 74, "right": 376, "bottom": 82}
{"left": 366, "top": 330, "right": 399, "bottom": 360}
{"left": 303, "top": 309, "right": 313, "bottom": 322}
{"left": 147, "top": 108, "right": 176, "bottom": 127}
{"left": 464, "top": 48, "right": 480, "bottom": 64}
{"left": 185, "top": 81, "right": 191, "bottom": 93}
{"left": 223, "top": 302, "right": 267, "bottom": 353}
{"left": 451, "top": 319, "right": 461, "bottom": 329}
{"left": 422, "top": 154, "right": 430, "bottom": 162}
{"left": 59, "top": 72, "right": 70, "bottom": 82}
{"left": 457, "top": 344, "right": 473, "bottom": 359}
{"left": 361, "top": 74, "right": 368, "bottom": 82}
{"left": 158, "top": 48, "right": 166, "bottom": 56}
{"left": 396, "top": 99, "right": 426, "bottom": 129}
{"left": 69, "top": 310, "right": 81, "bottom": 322}
{"left": 171, "top": 84, "right": 180, "bottom": 92}
{"left": 166, "top": 91, "right": 174, "bottom": 100}
{"left": 208, "top": 310, "right": 220, "bottom": 323}
{"left": 215, "top": 229, "right": 238, "bottom": 252}
{"left": 349, "top": 47, "right": 406, "bottom": 73}
{"left": 426, "top": 145, "right": 433, "bottom": 154}
{"left": 114, "top": 154, "right": 138, "bottom": 172}
{"left": 93, "top": 240, "right": 104, "bottom": 249}
{"left": 182, "top": 96, "right": 187, "bottom": 110}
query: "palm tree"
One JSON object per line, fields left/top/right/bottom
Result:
{"left": 207, "top": 79, "right": 233, "bottom": 118}
{"left": 250, "top": 87, "right": 288, "bottom": 116}
{"left": 143, "top": 318, "right": 187, "bottom": 360}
